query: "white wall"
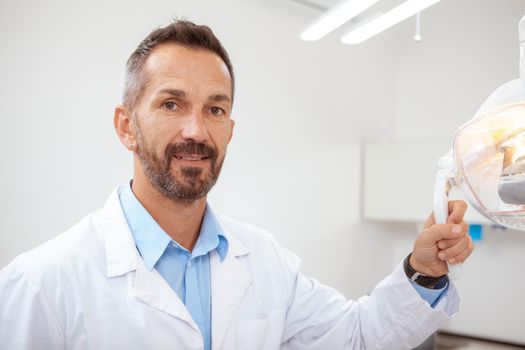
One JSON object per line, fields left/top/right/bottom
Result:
{"left": 0, "top": 0, "right": 399, "bottom": 299}
{"left": 393, "top": 0, "right": 525, "bottom": 141}
{"left": 1, "top": 0, "right": 525, "bottom": 342}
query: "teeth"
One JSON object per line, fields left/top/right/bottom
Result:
{"left": 175, "top": 155, "right": 206, "bottom": 161}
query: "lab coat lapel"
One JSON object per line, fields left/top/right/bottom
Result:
{"left": 98, "top": 187, "right": 138, "bottom": 278}
{"left": 98, "top": 186, "right": 199, "bottom": 331}
{"left": 133, "top": 258, "right": 199, "bottom": 330}
{"left": 211, "top": 230, "right": 253, "bottom": 350}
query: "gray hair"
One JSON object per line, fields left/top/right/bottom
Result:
{"left": 123, "top": 20, "right": 235, "bottom": 110}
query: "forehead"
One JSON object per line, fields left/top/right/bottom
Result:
{"left": 142, "top": 43, "right": 232, "bottom": 97}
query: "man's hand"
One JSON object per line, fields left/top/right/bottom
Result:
{"left": 410, "top": 200, "right": 474, "bottom": 277}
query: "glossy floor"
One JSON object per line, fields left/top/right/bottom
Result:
{"left": 437, "top": 333, "right": 525, "bottom": 349}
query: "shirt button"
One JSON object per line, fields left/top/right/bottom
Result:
{"left": 187, "top": 262, "right": 192, "bottom": 268}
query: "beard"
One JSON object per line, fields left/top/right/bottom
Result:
{"left": 135, "top": 127, "right": 224, "bottom": 203}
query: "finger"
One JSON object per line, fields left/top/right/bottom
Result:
{"left": 437, "top": 237, "right": 460, "bottom": 250}
{"left": 437, "top": 234, "right": 471, "bottom": 261}
{"left": 424, "top": 223, "right": 465, "bottom": 242}
{"left": 437, "top": 221, "right": 468, "bottom": 249}
{"left": 447, "top": 200, "right": 468, "bottom": 224}
{"left": 447, "top": 238, "right": 474, "bottom": 264}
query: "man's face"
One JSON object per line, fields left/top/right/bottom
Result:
{"left": 131, "top": 44, "right": 234, "bottom": 202}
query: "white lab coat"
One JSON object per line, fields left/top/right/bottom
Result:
{"left": 0, "top": 186, "right": 459, "bottom": 350}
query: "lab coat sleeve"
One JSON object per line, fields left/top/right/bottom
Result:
{"left": 0, "top": 260, "right": 65, "bottom": 350}
{"left": 278, "top": 246, "right": 459, "bottom": 350}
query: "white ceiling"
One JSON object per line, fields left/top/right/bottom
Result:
{"left": 287, "top": 0, "right": 338, "bottom": 11}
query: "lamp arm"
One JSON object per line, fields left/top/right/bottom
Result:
{"left": 518, "top": 16, "right": 525, "bottom": 97}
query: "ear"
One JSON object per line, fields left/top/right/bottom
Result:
{"left": 114, "top": 105, "right": 137, "bottom": 152}
{"left": 228, "top": 118, "right": 235, "bottom": 143}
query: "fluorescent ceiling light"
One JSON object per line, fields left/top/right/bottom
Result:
{"left": 300, "top": 0, "right": 382, "bottom": 41}
{"left": 341, "top": 0, "right": 442, "bottom": 44}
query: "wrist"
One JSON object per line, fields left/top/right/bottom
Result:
{"left": 409, "top": 254, "right": 436, "bottom": 277}
{"left": 404, "top": 253, "right": 449, "bottom": 289}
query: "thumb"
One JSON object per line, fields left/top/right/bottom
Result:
{"left": 447, "top": 200, "right": 468, "bottom": 224}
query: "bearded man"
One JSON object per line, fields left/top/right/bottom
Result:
{"left": 0, "top": 20, "right": 473, "bottom": 350}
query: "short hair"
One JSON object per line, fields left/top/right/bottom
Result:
{"left": 123, "top": 20, "right": 235, "bottom": 109}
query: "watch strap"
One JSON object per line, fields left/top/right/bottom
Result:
{"left": 403, "top": 253, "right": 449, "bottom": 290}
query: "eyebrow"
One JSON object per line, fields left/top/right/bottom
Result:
{"left": 158, "top": 89, "right": 231, "bottom": 103}
{"left": 209, "top": 94, "right": 231, "bottom": 103}
{"left": 158, "top": 89, "right": 186, "bottom": 98}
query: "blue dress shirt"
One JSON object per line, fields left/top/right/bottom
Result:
{"left": 119, "top": 184, "right": 228, "bottom": 350}
{"left": 411, "top": 280, "right": 447, "bottom": 307}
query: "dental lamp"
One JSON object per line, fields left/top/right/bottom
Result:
{"left": 433, "top": 15, "right": 525, "bottom": 280}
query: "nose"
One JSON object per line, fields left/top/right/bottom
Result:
{"left": 181, "top": 110, "right": 210, "bottom": 143}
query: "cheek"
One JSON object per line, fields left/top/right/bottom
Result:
{"left": 207, "top": 122, "right": 232, "bottom": 147}
{"left": 141, "top": 123, "right": 171, "bottom": 148}
{"left": 139, "top": 133, "right": 169, "bottom": 158}
{"left": 214, "top": 133, "right": 232, "bottom": 154}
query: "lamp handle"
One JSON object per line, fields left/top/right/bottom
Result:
{"left": 434, "top": 156, "right": 462, "bottom": 280}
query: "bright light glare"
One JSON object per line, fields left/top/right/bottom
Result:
{"left": 341, "top": 0, "right": 442, "bottom": 44}
{"left": 300, "top": 0, "right": 381, "bottom": 41}
{"left": 504, "top": 130, "right": 525, "bottom": 160}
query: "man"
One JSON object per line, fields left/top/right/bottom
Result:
{"left": 0, "top": 20, "right": 473, "bottom": 349}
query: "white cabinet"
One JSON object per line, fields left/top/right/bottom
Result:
{"left": 362, "top": 141, "right": 490, "bottom": 224}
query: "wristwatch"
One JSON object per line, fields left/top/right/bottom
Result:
{"left": 403, "top": 253, "right": 449, "bottom": 289}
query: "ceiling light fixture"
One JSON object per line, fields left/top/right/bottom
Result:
{"left": 300, "top": 0, "right": 382, "bottom": 41}
{"left": 341, "top": 0, "right": 442, "bottom": 44}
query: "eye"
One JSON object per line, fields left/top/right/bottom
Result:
{"left": 209, "top": 106, "right": 225, "bottom": 116}
{"left": 163, "top": 101, "right": 178, "bottom": 111}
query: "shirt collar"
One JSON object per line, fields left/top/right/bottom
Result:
{"left": 118, "top": 182, "right": 228, "bottom": 270}
{"left": 193, "top": 206, "right": 229, "bottom": 261}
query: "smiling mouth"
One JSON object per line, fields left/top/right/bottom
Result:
{"left": 173, "top": 154, "right": 209, "bottom": 161}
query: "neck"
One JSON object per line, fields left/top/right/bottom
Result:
{"left": 131, "top": 170, "right": 207, "bottom": 252}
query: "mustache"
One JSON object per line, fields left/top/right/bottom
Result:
{"left": 165, "top": 141, "right": 218, "bottom": 161}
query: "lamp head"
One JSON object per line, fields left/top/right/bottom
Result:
{"left": 449, "top": 16, "right": 525, "bottom": 229}
{"left": 435, "top": 16, "right": 525, "bottom": 231}
{"left": 452, "top": 81, "right": 525, "bottom": 230}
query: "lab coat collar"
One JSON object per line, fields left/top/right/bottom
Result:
{"left": 99, "top": 186, "right": 139, "bottom": 278}
{"left": 99, "top": 185, "right": 252, "bottom": 276}
{"left": 209, "top": 208, "right": 251, "bottom": 259}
